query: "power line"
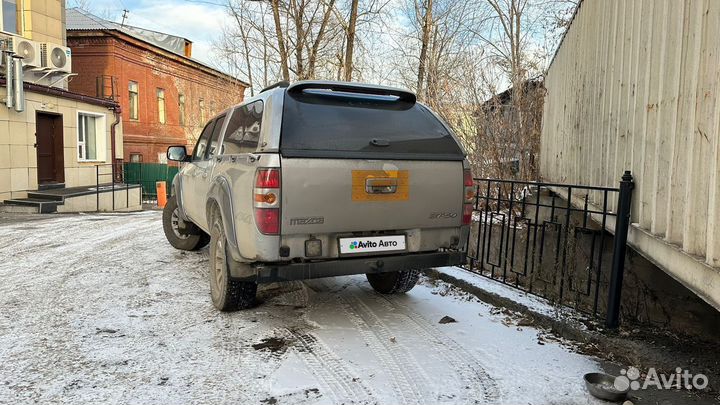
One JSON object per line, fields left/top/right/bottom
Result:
{"left": 179, "top": 0, "right": 229, "bottom": 7}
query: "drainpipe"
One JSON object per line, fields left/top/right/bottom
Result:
{"left": 12, "top": 55, "right": 24, "bottom": 112}
{"left": 5, "top": 51, "right": 13, "bottom": 109}
{"left": 110, "top": 105, "right": 122, "bottom": 183}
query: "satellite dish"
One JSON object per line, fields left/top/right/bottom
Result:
{"left": 17, "top": 41, "right": 36, "bottom": 61}
{"left": 50, "top": 47, "right": 67, "bottom": 68}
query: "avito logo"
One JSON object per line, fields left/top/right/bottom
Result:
{"left": 348, "top": 240, "right": 398, "bottom": 250}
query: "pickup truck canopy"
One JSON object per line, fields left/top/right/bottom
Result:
{"left": 279, "top": 84, "right": 465, "bottom": 161}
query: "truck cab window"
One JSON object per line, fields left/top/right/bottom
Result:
{"left": 222, "top": 101, "right": 263, "bottom": 154}
{"left": 193, "top": 120, "right": 215, "bottom": 160}
{"left": 207, "top": 114, "right": 226, "bottom": 158}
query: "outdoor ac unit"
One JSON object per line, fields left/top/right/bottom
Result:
{"left": 8, "top": 36, "right": 42, "bottom": 67}
{"left": 41, "top": 43, "right": 72, "bottom": 72}
{"left": 0, "top": 33, "right": 12, "bottom": 52}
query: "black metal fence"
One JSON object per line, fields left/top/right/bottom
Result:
{"left": 463, "top": 172, "right": 633, "bottom": 327}
{"left": 94, "top": 162, "right": 142, "bottom": 211}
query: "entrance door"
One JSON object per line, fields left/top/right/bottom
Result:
{"left": 36, "top": 113, "right": 65, "bottom": 185}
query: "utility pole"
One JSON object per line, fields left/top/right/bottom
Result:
{"left": 121, "top": 9, "right": 129, "bottom": 27}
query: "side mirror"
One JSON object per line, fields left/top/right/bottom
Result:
{"left": 167, "top": 145, "right": 189, "bottom": 162}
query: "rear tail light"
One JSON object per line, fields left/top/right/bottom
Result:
{"left": 463, "top": 169, "right": 474, "bottom": 225}
{"left": 254, "top": 208, "right": 280, "bottom": 235}
{"left": 255, "top": 168, "right": 281, "bottom": 188}
{"left": 254, "top": 168, "right": 280, "bottom": 235}
{"left": 463, "top": 203, "right": 473, "bottom": 225}
{"left": 463, "top": 169, "right": 476, "bottom": 203}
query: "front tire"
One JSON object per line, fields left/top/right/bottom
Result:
{"left": 209, "top": 214, "right": 257, "bottom": 311}
{"left": 162, "top": 196, "right": 209, "bottom": 251}
{"left": 366, "top": 270, "right": 421, "bottom": 294}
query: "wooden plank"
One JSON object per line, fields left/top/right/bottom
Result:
{"left": 640, "top": 0, "right": 665, "bottom": 230}
{"left": 685, "top": 0, "right": 718, "bottom": 256}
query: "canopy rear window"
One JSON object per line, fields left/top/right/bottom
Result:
{"left": 279, "top": 90, "right": 464, "bottom": 160}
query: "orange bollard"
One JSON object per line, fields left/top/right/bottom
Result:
{"left": 156, "top": 181, "right": 167, "bottom": 208}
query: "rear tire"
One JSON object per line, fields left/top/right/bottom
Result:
{"left": 366, "top": 270, "right": 421, "bottom": 294}
{"left": 162, "top": 196, "right": 209, "bottom": 251}
{"left": 209, "top": 213, "right": 257, "bottom": 311}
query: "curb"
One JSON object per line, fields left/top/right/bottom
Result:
{"left": 424, "top": 267, "right": 603, "bottom": 347}
{"left": 424, "top": 267, "right": 720, "bottom": 393}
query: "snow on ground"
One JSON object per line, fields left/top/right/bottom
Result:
{"left": 434, "top": 266, "right": 589, "bottom": 322}
{"left": 0, "top": 211, "right": 606, "bottom": 405}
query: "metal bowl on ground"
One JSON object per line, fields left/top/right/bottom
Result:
{"left": 583, "top": 372, "right": 629, "bottom": 402}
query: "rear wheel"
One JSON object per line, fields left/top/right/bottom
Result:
{"left": 162, "top": 196, "right": 209, "bottom": 251}
{"left": 366, "top": 270, "right": 421, "bottom": 294}
{"left": 209, "top": 213, "right": 257, "bottom": 311}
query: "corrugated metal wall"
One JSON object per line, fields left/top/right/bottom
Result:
{"left": 541, "top": 0, "right": 719, "bottom": 270}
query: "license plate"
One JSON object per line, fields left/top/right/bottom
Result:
{"left": 339, "top": 235, "right": 406, "bottom": 255}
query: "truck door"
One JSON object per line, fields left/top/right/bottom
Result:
{"left": 183, "top": 116, "right": 225, "bottom": 228}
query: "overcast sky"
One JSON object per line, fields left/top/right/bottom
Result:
{"left": 68, "top": 0, "right": 229, "bottom": 68}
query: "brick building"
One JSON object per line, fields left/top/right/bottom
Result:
{"left": 65, "top": 9, "right": 246, "bottom": 163}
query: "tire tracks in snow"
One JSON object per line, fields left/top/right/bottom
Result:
{"left": 338, "top": 291, "right": 428, "bottom": 405}
{"left": 369, "top": 291, "right": 502, "bottom": 404}
{"left": 285, "top": 327, "right": 375, "bottom": 404}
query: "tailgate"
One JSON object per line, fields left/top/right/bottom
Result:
{"left": 280, "top": 158, "right": 463, "bottom": 234}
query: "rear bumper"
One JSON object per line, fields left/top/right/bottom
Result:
{"left": 236, "top": 251, "right": 466, "bottom": 283}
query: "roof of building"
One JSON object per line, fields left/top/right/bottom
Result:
{"left": 66, "top": 8, "right": 245, "bottom": 86}
{"left": 0, "top": 77, "right": 119, "bottom": 109}
{"left": 482, "top": 78, "right": 544, "bottom": 109}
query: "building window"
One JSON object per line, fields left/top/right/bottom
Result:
{"left": 129, "top": 153, "right": 143, "bottom": 163}
{"left": 178, "top": 94, "right": 185, "bottom": 126}
{"left": 77, "top": 112, "right": 106, "bottom": 161}
{"left": 0, "top": 0, "right": 18, "bottom": 34}
{"left": 157, "top": 88, "right": 166, "bottom": 124}
{"left": 199, "top": 98, "right": 205, "bottom": 124}
{"left": 129, "top": 81, "right": 139, "bottom": 120}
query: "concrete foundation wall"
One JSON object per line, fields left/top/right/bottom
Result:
{"left": 56, "top": 187, "right": 141, "bottom": 213}
{"left": 470, "top": 196, "right": 720, "bottom": 340}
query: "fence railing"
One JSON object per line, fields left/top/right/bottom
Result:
{"left": 94, "top": 162, "right": 141, "bottom": 211}
{"left": 123, "top": 162, "right": 179, "bottom": 202}
{"left": 463, "top": 172, "right": 633, "bottom": 327}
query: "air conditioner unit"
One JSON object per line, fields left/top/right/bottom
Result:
{"left": 0, "top": 33, "right": 12, "bottom": 52}
{"left": 41, "top": 43, "right": 72, "bottom": 73}
{"left": 8, "top": 36, "right": 41, "bottom": 67}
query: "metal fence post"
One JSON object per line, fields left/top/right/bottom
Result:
{"left": 96, "top": 165, "right": 100, "bottom": 212}
{"left": 606, "top": 171, "right": 634, "bottom": 329}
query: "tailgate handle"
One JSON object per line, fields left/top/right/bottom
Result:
{"left": 366, "top": 178, "right": 398, "bottom": 194}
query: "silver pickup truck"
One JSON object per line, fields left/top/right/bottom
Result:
{"left": 163, "top": 81, "right": 472, "bottom": 311}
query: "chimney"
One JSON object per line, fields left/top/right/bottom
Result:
{"left": 184, "top": 41, "right": 192, "bottom": 58}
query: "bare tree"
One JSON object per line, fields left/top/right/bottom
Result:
{"left": 271, "top": 0, "right": 291, "bottom": 80}
{"left": 343, "top": 0, "right": 359, "bottom": 81}
{"left": 216, "top": 0, "right": 388, "bottom": 92}
{"left": 415, "top": 0, "right": 432, "bottom": 99}
{"left": 214, "top": 0, "right": 575, "bottom": 180}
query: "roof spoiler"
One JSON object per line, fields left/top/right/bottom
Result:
{"left": 287, "top": 81, "right": 416, "bottom": 104}
{"left": 260, "top": 80, "right": 290, "bottom": 94}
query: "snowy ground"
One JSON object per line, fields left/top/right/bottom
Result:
{"left": 0, "top": 211, "right": 607, "bottom": 405}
